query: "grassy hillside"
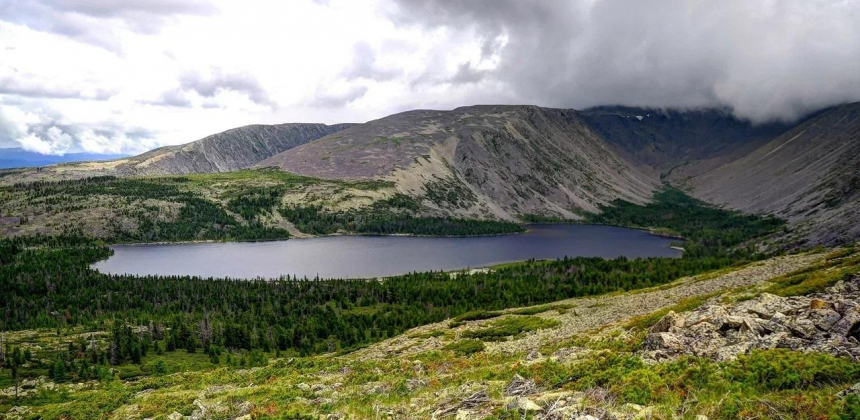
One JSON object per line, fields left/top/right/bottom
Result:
{"left": 0, "top": 169, "right": 521, "bottom": 242}
{"left": 2, "top": 249, "right": 858, "bottom": 419}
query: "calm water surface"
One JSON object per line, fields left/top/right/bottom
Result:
{"left": 92, "top": 224, "right": 681, "bottom": 280}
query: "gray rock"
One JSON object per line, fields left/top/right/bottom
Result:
{"left": 650, "top": 311, "right": 685, "bottom": 333}
{"left": 787, "top": 318, "right": 817, "bottom": 339}
{"left": 643, "top": 332, "right": 686, "bottom": 353}
{"left": 832, "top": 309, "right": 860, "bottom": 337}
{"left": 809, "top": 308, "right": 842, "bottom": 331}
{"left": 837, "top": 382, "right": 860, "bottom": 398}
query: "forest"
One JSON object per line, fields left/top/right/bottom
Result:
{"left": 0, "top": 186, "right": 786, "bottom": 386}
{"left": 586, "top": 187, "right": 785, "bottom": 257}
{"left": 280, "top": 194, "right": 524, "bottom": 236}
{"left": 2, "top": 173, "right": 523, "bottom": 241}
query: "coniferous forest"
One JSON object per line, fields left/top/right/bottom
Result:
{"left": 0, "top": 186, "right": 782, "bottom": 375}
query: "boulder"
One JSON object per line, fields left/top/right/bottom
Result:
{"left": 834, "top": 299, "right": 858, "bottom": 315}
{"left": 832, "top": 309, "right": 860, "bottom": 338}
{"left": 715, "top": 342, "right": 753, "bottom": 361}
{"left": 643, "top": 332, "right": 686, "bottom": 353}
{"left": 685, "top": 306, "right": 730, "bottom": 328}
{"left": 650, "top": 311, "right": 685, "bottom": 333}
{"left": 735, "top": 293, "right": 794, "bottom": 319}
{"left": 507, "top": 397, "right": 543, "bottom": 411}
{"left": 809, "top": 308, "right": 842, "bottom": 331}
{"left": 167, "top": 413, "right": 183, "bottom": 420}
{"left": 787, "top": 318, "right": 817, "bottom": 339}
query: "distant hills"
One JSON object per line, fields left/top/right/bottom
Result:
{"left": 1, "top": 102, "right": 857, "bottom": 245}
{"left": 116, "top": 123, "right": 355, "bottom": 175}
{"left": 0, "top": 148, "right": 128, "bottom": 169}
{"left": 0, "top": 123, "right": 353, "bottom": 183}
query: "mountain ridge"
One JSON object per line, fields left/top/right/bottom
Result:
{"left": 0, "top": 122, "right": 354, "bottom": 184}
{"left": 257, "top": 105, "right": 660, "bottom": 220}
{"left": 690, "top": 102, "right": 860, "bottom": 245}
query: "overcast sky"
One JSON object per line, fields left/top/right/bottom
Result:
{"left": 0, "top": 0, "right": 858, "bottom": 155}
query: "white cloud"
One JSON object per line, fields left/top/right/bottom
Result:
{"left": 17, "top": 133, "right": 56, "bottom": 155}
{"left": 0, "top": 0, "right": 857, "bottom": 156}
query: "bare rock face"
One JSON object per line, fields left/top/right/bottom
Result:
{"left": 257, "top": 105, "right": 659, "bottom": 219}
{"left": 118, "top": 123, "right": 355, "bottom": 176}
{"left": 691, "top": 102, "right": 860, "bottom": 246}
{"left": 581, "top": 106, "right": 792, "bottom": 179}
{"left": 641, "top": 275, "right": 860, "bottom": 362}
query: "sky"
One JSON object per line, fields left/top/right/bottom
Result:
{"left": 0, "top": 0, "right": 858, "bottom": 155}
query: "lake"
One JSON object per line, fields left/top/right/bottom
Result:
{"left": 91, "top": 224, "right": 682, "bottom": 280}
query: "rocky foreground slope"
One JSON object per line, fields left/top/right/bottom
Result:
{"left": 8, "top": 249, "right": 860, "bottom": 420}
{"left": 257, "top": 105, "right": 659, "bottom": 220}
{"left": 643, "top": 275, "right": 860, "bottom": 362}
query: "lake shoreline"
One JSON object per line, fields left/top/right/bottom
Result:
{"left": 93, "top": 224, "right": 683, "bottom": 280}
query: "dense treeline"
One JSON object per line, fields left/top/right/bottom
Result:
{"left": 0, "top": 186, "right": 782, "bottom": 362}
{"left": 2, "top": 242, "right": 742, "bottom": 357}
{"left": 280, "top": 195, "right": 524, "bottom": 236}
{"left": 588, "top": 187, "right": 785, "bottom": 257}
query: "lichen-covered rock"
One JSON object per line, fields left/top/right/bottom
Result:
{"left": 643, "top": 332, "right": 686, "bottom": 354}
{"left": 639, "top": 275, "right": 860, "bottom": 361}
{"left": 650, "top": 310, "right": 685, "bottom": 333}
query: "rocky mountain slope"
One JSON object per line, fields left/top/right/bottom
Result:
{"left": 257, "top": 105, "right": 659, "bottom": 220}
{"left": 581, "top": 106, "right": 793, "bottom": 179}
{"left": 119, "top": 123, "right": 354, "bottom": 175}
{"left": 690, "top": 102, "right": 860, "bottom": 245}
{"left": 0, "top": 123, "right": 353, "bottom": 184}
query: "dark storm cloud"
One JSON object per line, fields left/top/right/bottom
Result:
{"left": 388, "top": 0, "right": 860, "bottom": 123}
{"left": 0, "top": 0, "right": 217, "bottom": 52}
{"left": 448, "top": 62, "right": 484, "bottom": 85}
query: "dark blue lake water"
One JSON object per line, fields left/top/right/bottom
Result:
{"left": 91, "top": 224, "right": 681, "bottom": 280}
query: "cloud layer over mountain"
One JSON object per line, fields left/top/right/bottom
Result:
{"left": 0, "top": 0, "right": 857, "bottom": 155}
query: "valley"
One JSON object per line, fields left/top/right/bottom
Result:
{"left": 0, "top": 102, "right": 859, "bottom": 420}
